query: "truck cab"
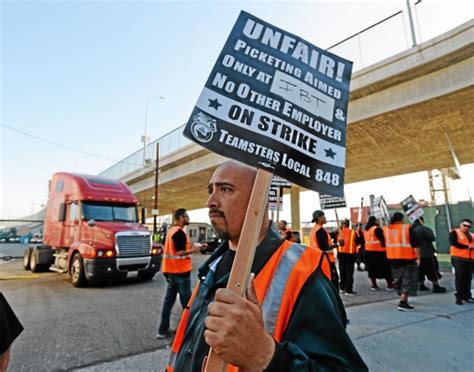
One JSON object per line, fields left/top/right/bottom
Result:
{"left": 24, "top": 172, "right": 161, "bottom": 287}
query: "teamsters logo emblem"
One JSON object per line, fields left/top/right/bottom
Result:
{"left": 190, "top": 112, "right": 217, "bottom": 143}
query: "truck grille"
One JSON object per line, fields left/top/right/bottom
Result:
{"left": 115, "top": 233, "right": 151, "bottom": 257}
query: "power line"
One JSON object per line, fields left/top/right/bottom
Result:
{"left": 1, "top": 122, "right": 143, "bottom": 167}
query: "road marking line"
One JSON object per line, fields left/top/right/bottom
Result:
{"left": 0, "top": 275, "right": 40, "bottom": 280}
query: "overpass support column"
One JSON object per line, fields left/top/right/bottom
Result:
{"left": 290, "top": 186, "right": 301, "bottom": 231}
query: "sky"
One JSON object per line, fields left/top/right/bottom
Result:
{"left": 1, "top": 0, "right": 473, "bottom": 221}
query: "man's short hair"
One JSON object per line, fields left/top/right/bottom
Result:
{"left": 461, "top": 218, "right": 472, "bottom": 225}
{"left": 312, "top": 210, "right": 325, "bottom": 223}
{"left": 391, "top": 212, "right": 404, "bottom": 223}
{"left": 175, "top": 208, "right": 187, "bottom": 220}
{"left": 279, "top": 220, "right": 287, "bottom": 225}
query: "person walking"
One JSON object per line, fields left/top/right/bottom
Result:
{"left": 363, "top": 216, "right": 394, "bottom": 291}
{"left": 310, "top": 210, "right": 340, "bottom": 290}
{"left": 449, "top": 218, "right": 473, "bottom": 305}
{"left": 384, "top": 212, "right": 420, "bottom": 311}
{"left": 157, "top": 208, "right": 206, "bottom": 339}
{"left": 411, "top": 217, "right": 446, "bottom": 293}
{"left": 166, "top": 161, "right": 367, "bottom": 371}
{"left": 337, "top": 219, "right": 360, "bottom": 295}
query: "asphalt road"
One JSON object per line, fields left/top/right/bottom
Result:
{"left": 1, "top": 248, "right": 458, "bottom": 371}
{"left": 1, "top": 254, "right": 209, "bottom": 372}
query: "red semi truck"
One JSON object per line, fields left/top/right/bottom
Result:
{"left": 23, "top": 172, "right": 161, "bottom": 287}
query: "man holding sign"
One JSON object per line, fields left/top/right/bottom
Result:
{"left": 173, "top": 10, "right": 364, "bottom": 371}
{"left": 166, "top": 161, "right": 366, "bottom": 371}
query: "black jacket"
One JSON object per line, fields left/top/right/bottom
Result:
{"left": 412, "top": 222, "right": 436, "bottom": 258}
{"left": 173, "top": 224, "right": 367, "bottom": 371}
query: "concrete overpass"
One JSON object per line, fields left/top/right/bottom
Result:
{"left": 102, "top": 20, "right": 473, "bottom": 226}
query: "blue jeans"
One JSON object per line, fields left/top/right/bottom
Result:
{"left": 158, "top": 273, "right": 191, "bottom": 334}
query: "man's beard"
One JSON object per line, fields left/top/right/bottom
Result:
{"left": 209, "top": 208, "right": 231, "bottom": 241}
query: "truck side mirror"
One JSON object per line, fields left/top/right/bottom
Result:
{"left": 88, "top": 219, "right": 96, "bottom": 227}
{"left": 58, "top": 203, "right": 66, "bottom": 222}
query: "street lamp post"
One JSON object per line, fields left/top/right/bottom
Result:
{"left": 153, "top": 142, "right": 160, "bottom": 235}
{"left": 142, "top": 95, "right": 164, "bottom": 165}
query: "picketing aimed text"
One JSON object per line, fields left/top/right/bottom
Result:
{"left": 183, "top": 10, "right": 352, "bottom": 196}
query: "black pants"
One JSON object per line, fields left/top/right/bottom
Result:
{"left": 329, "top": 261, "right": 340, "bottom": 290}
{"left": 451, "top": 257, "right": 473, "bottom": 301}
{"left": 338, "top": 253, "right": 356, "bottom": 292}
{"left": 418, "top": 256, "right": 440, "bottom": 282}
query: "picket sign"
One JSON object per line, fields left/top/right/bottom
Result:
{"left": 204, "top": 169, "right": 273, "bottom": 372}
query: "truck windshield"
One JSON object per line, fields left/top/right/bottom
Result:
{"left": 82, "top": 202, "right": 138, "bottom": 222}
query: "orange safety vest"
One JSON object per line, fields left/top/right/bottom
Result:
{"left": 450, "top": 228, "right": 474, "bottom": 260}
{"left": 364, "top": 226, "right": 385, "bottom": 252}
{"left": 161, "top": 225, "right": 192, "bottom": 274}
{"left": 384, "top": 223, "right": 416, "bottom": 260}
{"left": 339, "top": 227, "right": 357, "bottom": 254}
{"left": 166, "top": 240, "right": 331, "bottom": 372}
{"left": 310, "top": 224, "right": 336, "bottom": 263}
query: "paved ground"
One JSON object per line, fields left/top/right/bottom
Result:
{"left": 74, "top": 270, "right": 472, "bottom": 372}
{"left": 75, "top": 289, "right": 473, "bottom": 371}
{"left": 3, "top": 244, "right": 471, "bottom": 371}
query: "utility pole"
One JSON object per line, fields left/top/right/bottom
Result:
{"left": 153, "top": 143, "right": 160, "bottom": 234}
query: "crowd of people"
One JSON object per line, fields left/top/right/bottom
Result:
{"left": 290, "top": 211, "right": 472, "bottom": 311}
{"left": 157, "top": 161, "right": 471, "bottom": 370}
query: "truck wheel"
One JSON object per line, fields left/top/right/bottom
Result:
{"left": 30, "top": 250, "right": 40, "bottom": 272}
{"left": 23, "top": 247, "right": 32, "bottom": 270}
{"left": 70, "top": 254, "right": 87, "bottom": 287}
{"left": 138, "top": 272, "right": 155, "bottom": 281}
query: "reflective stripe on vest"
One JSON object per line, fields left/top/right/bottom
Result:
{"left": 384, "top": 224, "right": 416, "bottom": 260}
{"left": 162, "top": 225, "right": 192, "bottom": 274}
{"left": 450, "top": 228, "right": 474, "bottom": 260}
{"left": 309, "top": 224, "right": 336, "bottom": 263}
{"left": 339, "top": 228, "right": 356, "bottom": 254}
{"left": 364, "top": 226, "right": 385, "bottom": 252}
{"left": 166, "top": 240, "right": 331, "bottom": 371}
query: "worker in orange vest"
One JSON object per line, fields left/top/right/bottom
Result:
{"left": 157, "top": 208, "right": 206, "bottom": 339}
{"left": 166, "top": 161, "right": 366, "bottom": 371}
{"left": 449, "top": 218, "right": 473, "bottom": 305}
{"left": 277, "top": 220, "right": 295, "bottom": 242}
{"left": 384, "top": 212, "right": 420, "bottom": 311}
{"left": 363, "top": 216, "right": 394, "bottom": 291}
{"left": 309, "top": 210, "right": 340, "bottom": 290}
{"left": 337, "top": 219, "right": 361, "bottom": 295}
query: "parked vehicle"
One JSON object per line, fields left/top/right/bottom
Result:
{"left": 30, "top": 233, "right": 43, "bottom": 243}
{"left": 0, "top": 228, "right": 17, "bottom": 243}
{"left": 23, "top": 172, "right": 161, "bottom": 287}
